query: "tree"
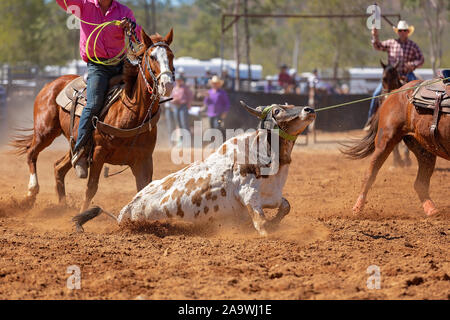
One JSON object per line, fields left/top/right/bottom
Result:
{"left": 403, "top": 0, "right": 447, "bottom": 75}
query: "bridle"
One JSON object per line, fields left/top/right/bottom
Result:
{"left": 126, "top": 28, "right": 175, "bottom": 99}
{"left": 140, "top": 41, "right": 175, "bottom": 97}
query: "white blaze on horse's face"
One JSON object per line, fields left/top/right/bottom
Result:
{"left": 151, "top": 46, "right": 174, "bottom": 97}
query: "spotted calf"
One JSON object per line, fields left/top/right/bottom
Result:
{"left": 74, "top": 101, "right": 315, "bottom": 236}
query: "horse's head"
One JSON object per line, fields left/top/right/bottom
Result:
{"left": 140, "top": 29, "right": 175, "bottom": 97}
{"left": 240, "top": 101, "right": 315, "bottom": 138}
{"left": 380, "top": 59, "right": 402, "bottom": 91}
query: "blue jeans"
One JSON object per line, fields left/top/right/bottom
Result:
{"left": 209, "top": 116, "right": 221, "bottom": 129}
{"left": 367, "top": 72, "right": 417, "bottom": 120}
{"left": 173, "top": 104, "right": 189, "bottom": 130}
{"left": 164, "top": 104, "right": 177, "bottom": 138}
{"left": 73, "top": 61, "right": 123, "bottom": 152}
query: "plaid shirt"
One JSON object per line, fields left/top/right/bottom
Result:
{"left": 372, "top": 37, "right": 424, "bottom": 76}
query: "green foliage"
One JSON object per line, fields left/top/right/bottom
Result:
{"left": 0, "top": 0, "right": 78, "bottom": 68}
{"left": 0, "top": 0, "right": 448, "bottom": 75}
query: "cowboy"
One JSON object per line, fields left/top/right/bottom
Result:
{"left": 203, "top": 76, "right": 230, "bottom": 130}
{"left": 56, "top": 0, "right": 142, "bottom": 178}
{"left": 367, "top": 20, "right": 424, "bottom": 121}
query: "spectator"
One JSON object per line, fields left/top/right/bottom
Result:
{"left": 170, "top": 76, "right": 193, "bottom": 146}
{"left": 204, "top": 76, "right": 230, "bottom": 130}
{"left": 264, "top": 78, "right": 274, "bottom": 93}
{"left": 278, "top": 64, "right": 293, "bottom": 93}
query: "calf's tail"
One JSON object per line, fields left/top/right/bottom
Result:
{"left": 72, "top": 206, "right": 118, "bottom": 232}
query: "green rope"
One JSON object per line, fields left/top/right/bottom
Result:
{"left": 314, "top": 76, "right": 450, "bottom": 113}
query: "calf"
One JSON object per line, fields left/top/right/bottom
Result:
{"left": 73, "top": 101, "right": 315, "bottom": 236}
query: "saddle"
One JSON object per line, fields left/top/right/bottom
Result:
{"left": 56, "top": 75, "right": 124, "bottom": 118}
{"left": 411, "top": 73, "right": 450, "bottom": 154}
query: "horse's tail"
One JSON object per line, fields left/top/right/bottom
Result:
{"left": 340, "top": 112, "right": 379, "bottom": 160}
{"left": 9, "top": 128, "right": 34, "bottom": 155}
{"left": 72, "top": 206, "right": 119, "bottom": 232}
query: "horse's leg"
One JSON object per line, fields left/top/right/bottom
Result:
{"left": 403, "top": 136, "right": 438, "bottom": 216}
{"left": 402, "top": 142, "right": 412, "bottom": 167}
{"left": 26, "top": 129, "right": 61, "bottom": 203}
{"left": 80, "top": 148, "right": 105, "bottom": 212}
{"left": 54, "top": 152, "right": 72, "bottom": 205}
{"left": 392, "top": 145, "right": 404, "bottom": 168}
{"left": 353, "top": 128, "right": 403, "bottom": 214}
{"left": 131, "top": 157, "right": 152, "bottom": 192}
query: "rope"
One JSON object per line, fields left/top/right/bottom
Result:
{"left": 63, "top": 0, "right": 128, "bottom": 66}
{"left": 314, "top": 76, "right": 450, "bottom": 113}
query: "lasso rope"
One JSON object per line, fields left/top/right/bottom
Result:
{"left": 315, "top": 76, "right": 450, "bottom": 113}
{"left": 63, "top": 0, "right": 128, "bottom": 65}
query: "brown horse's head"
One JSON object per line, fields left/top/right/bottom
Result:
{"left": 140, "top": 29, "right": 175, "bottom": 97}
{"left": 380, "top": 59, "right": 402, "bottom": 92}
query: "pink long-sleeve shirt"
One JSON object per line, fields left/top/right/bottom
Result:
{"left": 56, "top": 0, "right": 142, "bottom": 63}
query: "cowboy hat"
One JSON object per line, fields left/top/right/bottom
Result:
{"left": 209, "top": 75, "right": 224, "bottom": 86}
{"left": 393, "top": 20, "right": 414, "bottom": 36}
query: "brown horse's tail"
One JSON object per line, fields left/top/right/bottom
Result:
{"left": 9, "top": 128, "right": 34, "bottom": 155}
{"left": 340, "top": 112, "right": 379, "bottom": 159}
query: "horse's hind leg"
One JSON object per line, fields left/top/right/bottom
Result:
{"left": 353, "top": 127, "right": 403, "bottom": 214}
{"left": 392, "top": 145, "right": 405, "bottom": 168}
{"left": 392, "top": 142, "right": 412, "bottom": 168}
{"left": 403, "top": 136, "right": 438, "bottom": 216}
{"left": 54, "top": 152, "right": 72, "bottom": 205}
{"left": 26, "top": 129, "right": 61, "bottom": 203}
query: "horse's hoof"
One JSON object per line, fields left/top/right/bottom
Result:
{"left": 423, "top": 200, "right": 439, "bottom": 217}
{"left": 352, "top": 196, "right": 365, "bottom": 214}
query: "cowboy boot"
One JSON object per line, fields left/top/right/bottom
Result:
{"left": 71, "top": 146, "right": 88, "bottom": 179}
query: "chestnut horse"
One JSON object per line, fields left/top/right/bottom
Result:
{"left": 11, "top": 29, "right": 175, "bottom": 212}
{"left": 342, "top": 79, "right": 449, "bottom": 217}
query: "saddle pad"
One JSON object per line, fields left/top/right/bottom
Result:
{"left": 56, "top": 76, "right": 124, "bottom": 117}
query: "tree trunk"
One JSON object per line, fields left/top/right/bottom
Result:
{"left": 243, "top": 0, "right": 251, "bottom": 91}
{"left": 151, "top": 0, "right": 157, "bottom": 34}
{"left": 233, "top": 0, "right": 241, "bottom": 91}
{"left": 422, "top": 0, "right": 445, "bottom": 76}
{"left": 292, "top": 33, "right": 300, "bottom": 72}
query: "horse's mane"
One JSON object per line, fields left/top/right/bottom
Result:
{"left": 123, "top": 33, "right": 166, "bottom": 97}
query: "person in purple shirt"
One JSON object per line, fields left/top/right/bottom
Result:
{"left": 203, "top": 76, "right": 230, "bottom": 130}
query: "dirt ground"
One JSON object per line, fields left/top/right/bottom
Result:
{"left": 0, "top": 136, "right": 449, "bottom": 300}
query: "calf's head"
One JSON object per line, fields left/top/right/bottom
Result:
{"left": 240, "top": 101, "right": 316, "bottom": 140}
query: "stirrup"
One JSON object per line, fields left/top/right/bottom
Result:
{"left": 71, "top": 146, "right": 85, "bottom": 166}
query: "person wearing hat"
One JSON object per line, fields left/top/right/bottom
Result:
{"left": 367, "top": 20, "right": 424, "bottom": 120}
{"left": 203, "top": 76, "right": 230, "bottom": 130}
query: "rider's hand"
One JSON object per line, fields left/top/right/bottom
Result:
{"left": 371, "top": 27, "right": 378, "bottom": 38}
{"left": 120, "top": 18, "right": 136, "bottom": 31}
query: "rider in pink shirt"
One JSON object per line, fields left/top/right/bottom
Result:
{"left": 56, "top": 0, "right": 142, "bottom": 178}
{"left": 56, "top": 0, "right": 142, "bottom": 62}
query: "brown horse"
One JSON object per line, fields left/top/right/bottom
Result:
{"left": 342, "top": 79, "right": 449, "bottom": 217}
{"left": 11, "top": 29, "right": 175, "bottom": 212}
